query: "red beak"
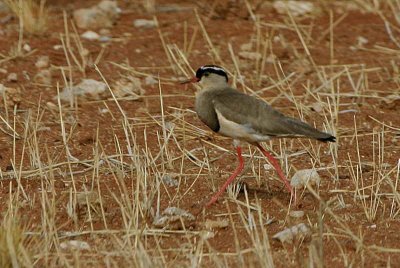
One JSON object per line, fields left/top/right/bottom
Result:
{"left": 180, "top": 77, "right": 200, "bottom": 84}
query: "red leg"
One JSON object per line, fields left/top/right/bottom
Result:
{"left": 206, "top": 146, "right": 245, "bottom": 207}
{"left": 256, "top": 143, "right": 295, "bottom": 201}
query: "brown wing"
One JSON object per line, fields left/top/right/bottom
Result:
{"left": 212, "top": 88, "right": 335, "bottom": 141}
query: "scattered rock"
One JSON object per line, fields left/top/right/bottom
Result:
{"left": 273, "top": 1, "right": 314, "bottom": 16}
{"left": 53, "top": 44, "right": 63, "bottom": 50}
{"left": 99, "top": 108, "right": 109, "bottom": 114}
{"left": 46, "top": 102, "right": 57, "bottom": 110}
{"left": 382, "top": 94, "right": 400, "bottom": 110}
{"left": 7, "top": 72, "right": 17, "bottom": 82}
{"left": 162, "top": 173, "right": 179, "bottom": 187}
{"left": 310, "top": 102, "right": 324, "bottom": 113}
{"left": 357, "top": 36, "right": 368, "bottom": 46}
{"left": 99, "top": 36, "right": 111, "bottom": 42}
{"left": 165, "top": 121, "right": 175, "bottom": 131}
{"left": 23, "top": 44, "right": 31, "bottom": 52}
{"left": 69, "top": 191, "right": 102, "bottom": 221}
{"left": 290, "top": 169, "right": 321, "bottom": 189}
{"left": 264, "top": 163, "right": 273, "bottom": 170}
{"left": 81, "top": 30, "right": 100, "bottom": 41}
{"left": 34, "top": 69, "right": 52, "bottom": 85}
{"left": 35, "top": 56, "right": 50, "bottom": 69}
{"left": 145, "top": 76, "right": 158, "bottom": 86}
{"left": 199, "top": 230, "right": 215, "bottom": 239}
{"left": 289, "top": 210, "right": 305, "bottom": 218}
{"left": 289, "top": 58, "right": 313, "bottom": 74}
{"left": 0, "top": 68, "right": 7, "bottom": 74}
{"left": 203, "top": 219, "right": 229, "bottom": 230}
{"left": 113, "top": 76, "right": 145, "bottom": 99}
{"left": 338, "top": 109, "right": 358, "bottom": 114}
{"left": 73, "top": 0, "right": 120, "bottom": 29}
{"left": 60, "top": 240, "right": 91, "bottom": 251}
{"left": 153, "top": 207, "right": 195, "bottom": 229}
{"left": 58, "top": 79, "right": 108, "bottom": 101}
{"left": 266, "top": 54, "right": 276, "bottom": 63}
{"left": 22, "top": 70, "right": 30, "bottom": 81}
{"left": 156, "top": 5, "right": 192, "bottom": 13}
{"left": 240, "top": 43, "right": 253, "bottom": 51}
{"left": 238, "top": 51, "right": 262, "bottom": 61}
{"left": 272, "top": 223, "right": 311, "bottom": 243}
{"left": 133, "top": 19, "right": 157, "bottom": 29}
{"left": 99, "top": 28, "right": 111, "bottom": 35}
{"left": 0, "top": 84, "right": 21, "bottom": 107}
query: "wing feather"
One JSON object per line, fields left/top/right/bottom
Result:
{"left": 212, "top": 88, "right": 334, "bottom": 140}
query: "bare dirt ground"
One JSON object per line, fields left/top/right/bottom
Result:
{"left": 0, "top": 0, "right": 400, "bottom": 267}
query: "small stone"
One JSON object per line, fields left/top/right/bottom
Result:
{"left": 0, "top": 84, "right": 22, "bottom": 107}
{"left": 60, "top": 240, "right": 91, "bottom": 250}
{"left": 7, "top": 73, "right": 17, "bottom": 82}
{"left": 58, "top": 79, "right": 108, "bottom": 101}
{"left": 99, "top": 36, "right": 111, "bottom": 42}
{"left": 357, "top": 36, "right": 368, "bottom": 46}
{"left": 153, "top": 207, "right": 195, "bottom": 229}
{"left": 203, "top": 219, "right": 229, "bottom": 229}
{"left": 0, "top": 68, "right": 7, "bottom": 74}
{"left": 22, "top": 70, "right": 30, "bottom": 81}
{"left": 35, "top": 56, "right": 50, "bottom": 69}
{"left": 144, "top": 76, "right": 158, "bottom": 86}
{"left": 165, "top": 121, "right": 175, "bottom": 131}
{"left": 34, "top": 69, "right": 52, "bottom": 85}
{"left": 273, "top": 1, "right": 314, "bottom": 16}
{"left": 23, "top": 44, "right": 31, "bottom": 52}
{"left": 73, "top": 0, "right": 120, "bottom": 29}
{"left": 53, "top": 45, "right": 63, "bottom": 50}
{"left": 272, "top": 223, "right": 311, "bottom": 243}
{"left": 46, "top": 102, "right": 57, "bottom": 109}
{"left": 290, "top": 169, "right": 321, "bottom": 189}
{"left": 162, "top": 174, "right": 179, "bottom": 187}
{"left": 240, "top": 43, "right": 253, "bottom": 51}
{"left": 156, "top": 5, "right": 192, "bottom": 13}
{"left": 264, "top": 164, "right": 273, "bottom": 170}
{"left": 113, "top": 76, "right": 144, "bottom": 98}
{"left": 81, "top": 30, "right": 100, "bottom": 40}
{"left": 310, "top": 102, "right": 324, "bottom": 113}
{"left": 133, "top": 19, "right": 157, "bottom": 28}
{"left": 238, "top": 51, "right": 262, "bottom": 61}
{"left": 289, "top": 210, "right": 305, "bottom": 218}
{"left": 199, "top": 230, "right": 215, "bottom": 239}
{"left": 99, "top": 28, "right": 111, "bottom": 35}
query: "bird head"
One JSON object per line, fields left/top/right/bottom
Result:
{"left": 181, "top": 65, "right": 229, "bottom": 89}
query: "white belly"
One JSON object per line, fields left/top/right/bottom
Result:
{"left": 216, "top": 109, "right": 271, "bottom": 143}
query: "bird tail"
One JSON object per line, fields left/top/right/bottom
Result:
{"left": 282, "top": 117, "right": 336, "bottom": 142}
{"left": 317, "top": 134, "right": 336, "bottom": 143}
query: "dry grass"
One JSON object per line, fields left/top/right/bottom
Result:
{"left": 0, "top": 0, "right": 399, "bottom": 266}
{"left": 4, "top": 0, "right": 48, "bottom": 35}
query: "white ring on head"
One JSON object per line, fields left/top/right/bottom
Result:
{"left": 200, "top": 66, "right": 226, "bottom": 73}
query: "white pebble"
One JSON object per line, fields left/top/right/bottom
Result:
{"left": 133, "top": 19, "right": 157, "bottom": 28}
{"left": 290, "top": 169, "right": 321, "bottom": 189}
{"left": 273, "top": 223, "right": 310, "bottom": 243}
{"left": 81, "top": 31, "right": 100, "bottom": 41}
